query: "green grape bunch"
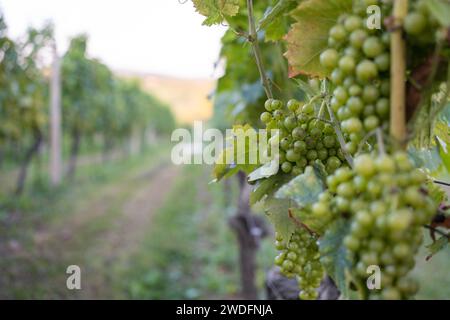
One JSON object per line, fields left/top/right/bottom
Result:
{"left": 274, "top": 229, "right": 324, "bottom": 300}
{"left": 319, "top": 0, "right": 393, "bottom": 154}
{"left": 403, "top": 0, "right": 442, "bottom": 40}
{"left": 319, "top": 152, "right": 437, "bottom": 299}
{"left": 260, "top": 98, "right": 344, "bottom": 176}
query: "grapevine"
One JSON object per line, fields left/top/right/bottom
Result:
{"left": 0, "top": 14, "right": 176, "bottom": 192}
{"left": 321, "top": 1, "right": 393, "bottom": 153}
{"left": 194, "top": 0, "right": 450, "bottom": 300}
{"left": 324, "top": 152, "right": 437, "bottom": 299}
{"left": 275, "top": 229, "right": 324, "bottom": 300}
{"left": 261, "top": 97, "right": 344, "bottom": 175}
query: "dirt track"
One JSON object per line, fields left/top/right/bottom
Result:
{"left": 0, "top": 162, "right": 179, "bottom": 299}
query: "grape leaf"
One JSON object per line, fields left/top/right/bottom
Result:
{"left": 293, "top": 77, "right": 319, "bottom": 98}
{"left": 408, "top": 146, "right": 445, "bottom": 175}
{"left": 264, "top": 198, "right": 296, "bottom": 245}
{"left": 258, "top": 0, "right": 297, "bottom": 42}
{"left": 426, "top": 235, "right": 449, "bottom": 261}
{"left": 258, "top": 0, "right": 295, "bottom": 31}
{"left": 249, "top": 173, "right": 293, "bottom": 205}
{"left": 275, "top": 165, "right": 325, "bottom": 207}
{"left": 247, "top": 159, "right": 279, "bottom": 182}
{"left": 318, "top": 219, "right": 351, "bottom": 298}
{"left": 213, "top": 124, "right": 260, "bottom": 181}
{"left": 290, "top": 207, "right": 325, "bottom": 234}
{"left": 425, "top": 0, "right": 450, "bottom": 27}
{"left": 285, "top": 0, "right": 352, "bottom": 78}
{"left": 265, "top": 16, "right": 289, "bottom": 42}
{"left": 427, "top": 180, "right": 448, "bottom": 203}
{"left": 436, "top": 135, "right": 450, "bottom": 173}
{"left": 213, "top": 147, "right": 240, "bottom": 181}
{"left": 192, "top": 0, "right": 240, "bottom": 26}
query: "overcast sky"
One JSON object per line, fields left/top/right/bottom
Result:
{"left": 0, "top": 0, "right": 226, "bottom": 79}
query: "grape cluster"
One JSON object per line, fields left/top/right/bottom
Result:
{"left": 261, "top": 98, "right": 344, "bottom": 175}
{"left": 320, "top": 152, "right": 437, "bottom": 299}
{"left": 319, "top": 0, "right": 392, "bottom": 153}
{"left": 274, "top": 229, "right": 324, "bottom": 300}
{"left": 404, "top": 0, "right": 440, "bottom": 40}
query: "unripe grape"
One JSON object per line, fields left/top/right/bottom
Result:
{"left": 363, "top": 36, "right": 384, "bottom": 58}
{"left": 339, "top": 56, "right": 356, "bottom": 74}
{"left": 330, "top": 25, "right": 347, "bottom": 42}
{"left": 356, "top": 60, "right": 378, "bottom": 82}
{"left": 281, "top": 161, "right": 293, "bottom": 173}
{"left": 320, "top": 49, "right": 339, "bottom": 69}
{"left": 271, "top": 99, "right": 283, "bottom": 110}
{"left": 404, "top": 12, "right": 427, "bottom": 35}
{"left": 344, "top": 16, "right": 363, "bottom": 32}
{"left": 350, "top": 29, "right": 368, "bottom": 48}
{"left": 286, "top": 149, "right": 301, "bottom": 162}
{"left": 287, "top": 99, "right": 301, "bottom": 112}
{"left": 260, "top": 112, "right": 272, "bottom": 124}
{"left": 264, "top": 99, "right": 274, "bottom": 111}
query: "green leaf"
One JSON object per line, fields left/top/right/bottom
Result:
{"left": 436, "top": 135, "right": 450, "bottom": 173}
{"left": 426, "top": 235, "right": 449, "bottom": 261}
{"left": 213, "top": 147, "right": 240, "bottom": 181}
{"left": 250, "top": 173, "right": 293, "bottom": 205}
{"left": 247, "top": 159, "right": 279, "bottom": 182}
{"left": 275, "top": 166, "right": 325, "bottom": 207}
{"left": 289, "top": 207, "right": 325, "bottom": 234}
{"left": 213, "top": 124, "right": 260, "bottom": 181}
{"left": 426, "top": 0, "right": 450, "bottom": 27}
{"left": 312, "top": 160, "right": 328, "bottom": 184}
{"left": 265, "top": 17, "right": 288, "bottom": 42}
{"left": 408, "top": 146, "right": 445, "bottom": 175}
{"left": 426, "top": 180, "right": 448, "bottom": 203}
{"left": 258, "top": 0, "right": 297, "bottom": 42}
{"left": 258, "top": 0, "right": 295, "bottom": 31}
{"left": 264, "top": 198, "right": 296, "bottom": 245}
{"left": 285, "top": 0, "right": 352, "bottom": 78}
{"left": 293, "top": 77, "right": 319, "bottom": 98}
{"left": 318, "top": 219, "right": 351, "bottom": 298}
{"left": 192, "top": 0, "right": 240, "bottom": 26}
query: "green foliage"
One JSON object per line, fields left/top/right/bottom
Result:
{"left": 318, "top": 219, "right": 351, "bottom": 298}
{"left": 61, "top": 34, "right": 176, "bottom": 148}
{"left": 192, "top": 0, "right": 241, "bottom": 26}
{"left": 426, "top": 235, "right": 449, "bottom": 261}
{"left": 247, "top": 159, "right": 279, "bottom": 181}
{"left": 210, "top": 0, "right": 300, "bottom": 128}
{"left": 425, "top": 0, "right": 450, "bottom": 27}
{"left": 258, "top": 0, "right": 297, "bottom": 42}
{"left": 249, "top": 173, "right": 292, "bottom": 204}
{"left": 264, "top": 197, "right": 295, "bottom": 246}
{"left": 275, "top": 165, "right": 325, "bottom": 207}
{"left": 0, "top": 16, "right": 52, "bottom": 145}
{"left": 285, "top": 0, "right": 352, "bottom": 78}
{"left": 213, "top": 124, "right": 261, "bottom": 180}
{"left": 196, "top": 0, "right": 450, "bottom": 300}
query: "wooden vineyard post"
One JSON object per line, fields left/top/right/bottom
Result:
{"left": 390, "top": 0, "right": 408, "bottom": 146}
{"left": 50, "top": 41, "right": 62, "bottom": 186}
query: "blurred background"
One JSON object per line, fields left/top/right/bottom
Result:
{"left": 0, "top": 0, "right": 448, "bottom": 300}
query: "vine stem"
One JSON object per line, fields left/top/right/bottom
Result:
{"left": 390, "top": 0, "right": 408, "bottom": 147}
{"left": 423, "top": 225, "right": 450, "bottom": 239}
{"left": 320, "top": 80, "right": 354, "bottom": 168}
{"left": 434, "top": 180, "right": 450, "bottom": 187}
{"left": 376, "top": 128, "right": 386, "bottom": 155}
{"left": 357, "top": 129, "right": 377, "bottom": 154}
{"left": 247, "top": 0, "right": 273, "bottom": 99}
{"left": 325, "top": 100, "right": 354, "bottom": 168}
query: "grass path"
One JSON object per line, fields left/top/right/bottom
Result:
{"left": 0, "top": 150, "right": 180, "bottom": 299}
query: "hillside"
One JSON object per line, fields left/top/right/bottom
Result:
{"left": 118, "top": 72, "right": 215, "bottom": 124}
